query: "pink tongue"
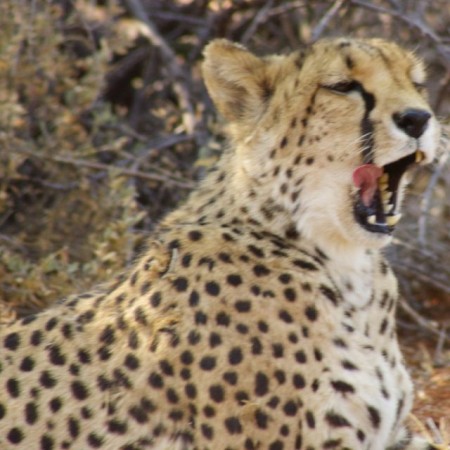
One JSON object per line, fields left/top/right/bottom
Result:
{"left": 352, "top": 164, "right": 383, "bottom": 207}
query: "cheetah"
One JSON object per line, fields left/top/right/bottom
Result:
{"left": 0, "top": 37, "right": 443, "bottom": 450}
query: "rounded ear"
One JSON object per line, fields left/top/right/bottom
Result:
{"left": 202, "top": 39, "right": 274, "bottom": 124}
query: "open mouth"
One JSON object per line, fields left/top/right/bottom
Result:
{"left": 353, "top": 150, "right": 425, "bottom": 234}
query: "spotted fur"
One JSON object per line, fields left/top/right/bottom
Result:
{"left": 0, "top": 38, "right": 442, "bottom": 450}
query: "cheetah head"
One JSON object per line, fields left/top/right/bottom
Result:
{"left": 202, "top": 38, "right": 440, "bottom": 251}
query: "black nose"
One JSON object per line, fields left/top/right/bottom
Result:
{"left": 392, "top": 108, "right": 431, "bottom": 139}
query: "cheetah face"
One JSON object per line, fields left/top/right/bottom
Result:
{"left": 203, "top": 38, "right": 440, "bottom": 249}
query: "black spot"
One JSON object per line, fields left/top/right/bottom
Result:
{"left": 283, "top": 400, "right": 298, "bottom": 416}
{"left": 87, "top": 432, "right": 104, "bottom": 448}
{"left": 227, "top": 274, "right": 243, "bottom": 286}
{"left": 187, "top": 330, "right": 201, "bottom": 346}
{"left": 325, "top": 411, "right": 351, "bottom": 427}
{"left": 255, "top": 372, "right": 269, "bottom": 396}
{"left": 224, "top": 416, "right": 242, "bottom": 434}
{"left": 223, "top": 371, "right": 238, "bottom": 385}
{"left": 19, "top": 356, "right": 35, "bottom": 372}
{"left": 379, "top": 318, "right": 388, "bottom": 334}
{"left": 188, "top": 230, "right": 203, "bottom": 241}
{"left": 25, "top": 402, "right": 38, "bottom": 424}
{"left": 71, "top": 380, "right": 89, "bottom": 400}
{"left": 281, "top": 287, "right": 297, "bottom": 303}
{"left": 268, "top": 343, "right": 283, "bottom": 359}
{"left": 201, "top": 423, "right": 214, "bottom": 440}
{"left": 293, "top": 373, "right": 306, "bottom": 389}
{"left": 279, "top": 310, "right": 293, "bottom": 323}
{"left": 68, "top": 417, "right": 80, "bottom": 438}
{"left": 253, "top": 264, "right": 271, "bottom": 277}
{"left": 180, "top": 350, "right": 194, "bottom": 365}
{"left": 205, "top": 281, "right": 220, "bottom": 296}
{"left": 209, "top": 332, "right": 222, "bottom": 348}
{"left": 150, "top": 291, "right": 161, "bottom": 308}
{"left": 248, "top": 244, "right": 265, "bottom": 258}
{"left": 342, "top": 359, "right": 358, "bottom": 370}
{"left": 48, "top": 345, "right": 66, "bottom": 366}
{"left": 333, "top": 338, "right": 347, "bottom": 348}
{"left": 254, "top": 409, "right": 269, "bottom": 429}
{"left": 251, "top": 337, "right": 263, "bottom": 355}
{"left": 124, "top": 354, "right": 140, "bottom": 370}
{"left": 331, "top": 380, "right": 355, "bottom": 394}
{"left": 181, "top": 253, "right": 192, "bottom": 267}
{"left": 30, "top": 330, "right": 43, "bottom": 346}
{"left": 40, "top": 371, "right": 57, "bottom": 388}
{"left": 200, "top": 356, "right": 216, "bottom": 371}
{"left": 108, "top": 419, "right": 127, "bottom": 434}
{"left": 295, "top": 350, "right": 307, "bottom": 364}
{"left": 203, "top": 405, "right": 215, "bottom": 417}
{"left": 129, "top": 405, "right": 148, "bottom": 423}
{"left": 305, "top": 410, "right": 315, "bottom": 428}
{"left": 45, "top": 317, "right": 58, "bottom": 331}
{"left": 49, "top": 397, "right": 63, "bottom": 412}
{"left": 305, "top": 305, "right": 318, "bottom": 321}
{"left": 216, "top": 311, "right": 231, "bottom": 327}
{"left": 7, "top": 427, "right": 24, "bottom": 444}
{"left": 195, "top": 310, "right": 207, "bottom": 325}
{"left": 172, "top": 277, "right": 188, "bottom": 292}
{"left": 41, "top": 434, "right": 54, "bottom": 450}
{"left": 209, "top": 384, "right": 225, "bottom": 403}
{"left": 166, "top": 388, "right": 179, "bottom": 404}
{"left": 357, "top": 429, "right": 366, "bottom": 442}
{"left": 269, "top": 440, "right": 284, "bottom": 450}
{"left": 4, "top": 332, "right": 20, "bottom": 351}
{"left": 148, "top": 372, "right": 164, "bottom": 389}
{"left": 323, "top": 438, "right": 342, "bottom": 448}
{"left": 235, "top": 300, "right": 251, "bottom": 313}
{"left": 314, "top": 348, "right": 323, "bottom": 361}
{"left": 293, "top": 259, "right": 317, "bottom": 271}
{"left": 228, "top": 347, "right": 243, "bottom": 365}
{"left": 185, "top": 383, "right": 197, "bottom": 399}
{"left": 320, "top": 285, "right": 339, "bottom": 305}
{"left": 99, "top": 325, "right": 115, "bottom": 345}
{"left": 312, "top": 379, "right": 320, "bottom": 392}
{"left": 367, "top": 405, "right": 381, "bottom": 429}
{"left": 258, "top": 321, "right": 269, "bottom": 332}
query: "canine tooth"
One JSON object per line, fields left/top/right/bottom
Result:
{"left": 367, "top": 215, "right": 377, "bottom": 224}
{"left": 415, "top": 151, "right": 424, "bottom": 163}
{"left": 380, "top": 173, "right": 389, "bottom": 183}
{"left": 384, "top": 203, "right": 394, "bottom": 213}
{"left": 381, "top": 190, "right": 393, "bottom": 202}
{"left": 386, "top": 214, "right": 401, "bottom": 226}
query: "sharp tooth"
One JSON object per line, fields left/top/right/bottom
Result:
{"left": 415, "top": 151, "right": 424, "bottom": 163}
{"left": 367, "top": 215, "right": 377, "bottom": 224}
{"left": 378, "top": 174, "right": 389, "bottom": 191}
{"left": 386, "top": 214, "right": 402, "bottom": 226}
{"left": 384, "top": 203, "right": 394, "bottom": 213}
{"left": 381, "top": 190, "right": 393, "bottom": 202}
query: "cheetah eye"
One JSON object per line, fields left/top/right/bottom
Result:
{"left": 322, "top": 80, "right": 360, "bottom": 94}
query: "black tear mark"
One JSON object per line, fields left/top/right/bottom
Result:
{"left": 350, "top": 81, "right": 376, "bottom": 164}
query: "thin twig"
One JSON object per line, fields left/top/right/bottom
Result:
{"left": 310, "top": 0, "right": 347, "bottom": 43}
{"left": 241, "top": 0, "right": 274, "bottom": 45}
{"left": 350, "top": 0, "right": 450, "bottom": 70}
{"left": 418, "top": 150, "right": 449, "bottom": 245}
{"left": 124, "top": 0, "right": 197, "bottom": 134}
{"left": 16, "top": 150, "right": 195, "bottom": 189}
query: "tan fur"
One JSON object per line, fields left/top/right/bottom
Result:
{"left": 0, "top": 38, "right": 442, "bottom": 450}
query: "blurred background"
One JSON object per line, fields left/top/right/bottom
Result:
{"left": 0, "top": 0, "right": 449, "bottom": 434}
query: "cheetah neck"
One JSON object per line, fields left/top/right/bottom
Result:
{"left": 161, "top": 150, "right": 381, "bottom": 308}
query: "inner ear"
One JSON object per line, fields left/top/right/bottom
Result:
{"left": 202, "top": 39, "right": 274, "bottom": 124}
